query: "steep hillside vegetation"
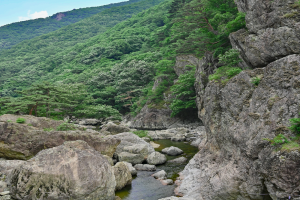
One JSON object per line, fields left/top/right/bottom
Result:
{"left": 0, "top": 0, "right": 145, "bottom": 50}
{"left": 0, "top": 0, "right": 245, "bottom": 119}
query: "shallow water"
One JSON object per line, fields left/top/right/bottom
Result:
{"left": 115, "top": 140, "right": 198, "bottom": 200}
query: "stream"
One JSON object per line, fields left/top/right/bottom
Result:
{"left": 115, "top": 139, "right": 198, "bottom": 200}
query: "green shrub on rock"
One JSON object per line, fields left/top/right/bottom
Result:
{"left": 56, "top": 122, "right": 76, "bottom": 131}
{"left": 289, "top": 116, "right": 300, "bottom": 134}
{"left": 251, "top": 77, "right": 261, "bottom": 86}
{"left": 133, "top": 130, "right": 148, "bottom": 138}
{"left": 209, "top": 49, "right": 243, "bottom": 81}
{"left": 16, "top": 118, "right": 26, "bottom": 124}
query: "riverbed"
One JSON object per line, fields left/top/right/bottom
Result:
{"left": 115, "top": 139, "right": 198, "bottom": 200}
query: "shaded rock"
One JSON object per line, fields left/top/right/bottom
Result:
{"left": 78, "top": 118, "right": 101, "bottom": 126}
{"left": 0, "top": 121, "right": 120, "bottom": 160}
{"left": 10, "top": 140, "right": 116, "bottom": 200}
{"left": 113, "top": 132, "right": 155, "bottom": 159}
{"left": 147, "top": 152, "right": 167, "bottom": 165}
{"left": 101, "top": 122, "right": 130, "bottom": 135}
{"left": 190, "top": 138, "right": 201, "bottom": 147}
{"left": 118, "top": 152, "right": 144, "bottom": 165}
{"left": 123, "top": 162, "right": 137, "bottom": 176}
{"left": 113, "top": 162, "right": 132, "bottom": 191}
{"left": 104, "top": 155, "right": 114, "bottom": 166}
{"left": 152, "top": 170, "right": 167, "bottom": 180}
{"left": 162, "top": 146, "right": 183, "bottom": 156}
{"left": 114, "top": 196, "right": 122, "bottom": 200}
{"left": 160, "top": 179, "right": 173, "bottom": 186}
{"left": 142, "top": 137, "right": 150, "bottom": 143}
{"left": 134, "top": 164, "right": 156, "bottom": 171}
{"left": 168, "top": 157, "right": 187, "bottom": 164}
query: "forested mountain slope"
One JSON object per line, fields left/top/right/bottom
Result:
{"left": 0, "top": 0, "right": 165, "bottom": 96}
{"left": 0, "top": 0, "right": 145, "bottom": 50}
{"left": 0, "top": 0, "right": 245, "bottom": 119}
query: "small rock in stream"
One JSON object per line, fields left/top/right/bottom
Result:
{"left": 152, "top": 170, "right": 167, "bottom": 180}
{"left": 162, "top": 146, "right": 183, "bottom": 156}
{"left": 167, "top": 157, "right": 187, "bottom": 164}
{"left": 147, "top": 152, "right": 167, "bottom": 165}
{"left": 134, "top": 164, "right": 156, "bottom": 171}
{"left": 160, "top": 179, "right": 173, "bottom": 185}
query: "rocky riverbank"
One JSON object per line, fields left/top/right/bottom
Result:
{"left": 0, "top": 114, "right": 204, "bottom": 200}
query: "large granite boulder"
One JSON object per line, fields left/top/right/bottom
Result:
{"left": 113, "top": 162, "right": 132, "bottom": 191}
{"left": 101, "top": 122, "right": 130, "bottom": 134}
{"left": 0, "top": 121, "right": 120, "bottom": 160}
{"left": 10, "top": 140, "right": 116, "bottom": 200}
{"left": 118, "top": 152, "right": 144, "bottom": 165}
{"left": 179, "top": 54, "right": 300, "bottom": 199}
{"left": 112, "top": 132, "right": 155, "bottom": 160}
{"left": 147, "top": 152, "right": 167, "bottom": 165}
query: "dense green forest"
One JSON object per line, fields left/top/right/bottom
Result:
{"left": 0, "top": 0, "right": 146, "bottom": 50}
{"left": 0, "top": 0, "right": 245, "bottom": 119}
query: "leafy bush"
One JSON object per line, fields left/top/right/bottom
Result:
{"left": 170, "top": 66, "right": 196, "bottom": 117}
{"left": 209, "top": 49, "right": 243, "bottom": 81}
{"left": 264, "top": 134, "right": 289, "bottom": 146}
{"left": 16, "top": 118, "right": 26, "bottom": 124}
{"left": 251, "top": 77, "right": 261, "bottom": 86}
{"left": 289, "top": 116, "right": 300, "bottom": 134}
{"left": 6, "top": 120, "right": 12, "bottom": 122}
{"left": 56, "top": 123, "right": 76, "bottom": 131}
{"left": 133, "top": 130, "right": 149, "bottom": 138}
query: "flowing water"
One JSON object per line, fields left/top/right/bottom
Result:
{"left": 115, "top": 140, "right": 198, "bottom": 200}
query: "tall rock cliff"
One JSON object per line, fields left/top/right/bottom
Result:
{"left": 176, "top": 0, "right": 300, "bottom": 199}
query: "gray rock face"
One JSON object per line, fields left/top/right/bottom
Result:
{"left": 123, "top": 162, "right": 137, "bottom": 176}
{"left": 152, "top": 170, "right": 167, "bottom": 180}
{"left": 10, "top": 140, "right": 116, "bottom": 200}
{"left": 147, "top": 152, "right": 167, "bottom": 165}
{"left": 162, "top": 146, "right": 183, "bottom": 156}
{"left": 101, "top": 122, "right": 130, "bottom": 134}
{"left": 118, "top": 152, "right": 144, "bottom": 165}
{"left": 182, "top": 54, "right": 300, "bottom": 199}
{"left": 134, "top": 164, "right": 156, "bottom": 171}
{"left": 113, "top": 162, "right": 132, "bottom": 191}
{"left": 230, "top": 0, "right": 300, "bottom": 68}
{"left": 78, "top": 118, "right": 102, "bottom": 126}
{"left": 168, "top": 157, "right": 187, "bottom": 164}
{"left": 113, "top": 132, "right": 155, "bottom": 161}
